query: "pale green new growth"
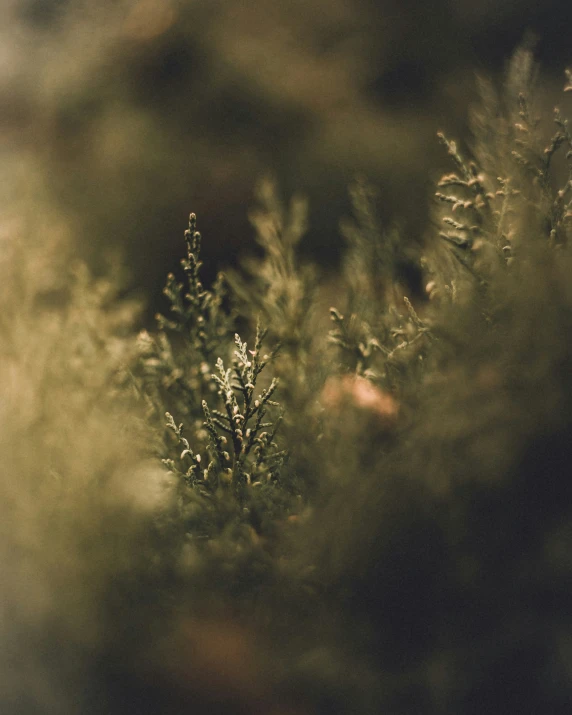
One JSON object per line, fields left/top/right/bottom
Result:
{"left": 329, "top": 177, "right": 432, "bottom": 393}
{"left": 432, "top": 51, "right": 572, "bottom": 301}
{"left": 136, "top": 212, "right": 232, "bottom": 421}
{"left": 153, "top": 212, "right": 290, "bottom": 544}
{"left": 228, "top": 177, "right": 312, "bottom": 347}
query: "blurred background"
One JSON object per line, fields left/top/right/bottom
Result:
{"left": 1, "top": 0, "right": 571, "bottom": 320}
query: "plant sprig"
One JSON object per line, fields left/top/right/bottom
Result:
{"left": 163, "top": 321, "right": 286, "bottom": 499}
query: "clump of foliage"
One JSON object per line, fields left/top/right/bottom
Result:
{"left": 228, "top": 177, "right": 314, "bottom": 354}
{"left": 135, "top": 49, "right": 572, "bottom": 714}
{"left": 300, "top": 51, "right": 572, "bottom": 715}
{"left": 430, "top": 46, "right": 572, "bottom": 298}
{"left": 163, "top": 323, "right": 286, "bottom": 495}
{"left": 136, "top": 212, "right": 232, "bottom": 423}
{"left": 0, "top": 221, "right": 187, "bottom": 714}
{"left": 133, "top": 208, "right": 307, "bottom": 614}
{"left": 3, "top": 46, "right": 572, "bottom": 715}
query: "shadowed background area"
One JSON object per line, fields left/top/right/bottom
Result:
{"left": 1, "top": 0, "right": 571, "bottom": 320}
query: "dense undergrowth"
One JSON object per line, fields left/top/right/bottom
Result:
{"left": 2, "top": 48, "right": 572, "bottom": 714}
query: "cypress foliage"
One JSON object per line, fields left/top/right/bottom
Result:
{"left": 1, "top": 48, "right": 572, "bottom": 714}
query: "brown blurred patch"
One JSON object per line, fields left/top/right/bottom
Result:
{"left": 148, "top": 617, "right": 314, "bottom": 714}
{"left": 123, "top": 0, "right": 176, "bottom": 42}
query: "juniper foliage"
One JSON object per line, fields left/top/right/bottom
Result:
{"left": 302, "top": 54, "right": 572, "bottom": 715}
{"left": 433, "top": 45, "right": 572, "bottom": 294}
{"left": 123, "top": 53, "right": 572, "bottom": 713}
{"left": 329, "top": 178, "right": 435, "bottom": 399}
{"left": 3, "top": 47, "right": 572, "bottom": 715}
{"left": 136, "top": 212, "right": 232, "bottom": 424}
{"left": 134, "top": 209, "right": 304, "bottom": 581}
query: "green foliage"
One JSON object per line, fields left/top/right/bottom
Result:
{"left": 228, "top": 178, "right": 313, "bottom": 347}
{"left": 134, "top": 209, "right": 300, "bottom": 565}
{"left": 136, "top": 212, "right": 232, "bottom": 423}
{"left": 329, "top": 178, "right": 435, "bottom": 397}
{"left": 142, "top": 49, "right": 572, "bottom": 577}
{"left": 4, "top": 46, "right": 572, "bottom": 715}
{"left": 163, "top": 325, "right": 286, "bottom": 493}
{"left": 433, "top": 46, "right": 572, "bottom": 298}
{"left": 227, "top": 177, "right": 323, "bottom": 413}
{"left": 135, "top": 52, "right": 572, "bottom": 714}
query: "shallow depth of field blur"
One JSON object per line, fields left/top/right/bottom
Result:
{"left": 1, "top": 2, "right": 572, "bottom": 714}
{"left": 1, "top": 0, "right": 571, "bottom": 309}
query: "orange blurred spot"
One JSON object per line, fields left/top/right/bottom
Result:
{"left": 321, "top": 375, "right": 399, "bottom": 422}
